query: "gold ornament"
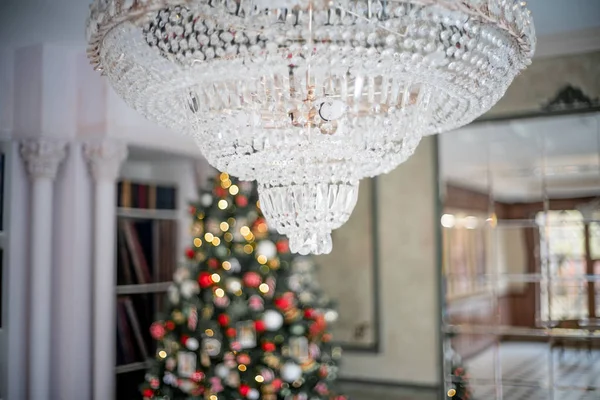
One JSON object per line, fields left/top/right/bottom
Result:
{"left": 284, "top": 308, "right": 301, "bottom": 323}
{"left": 202, "top": 305, "right": 214, "bottom": 319}
{"left": 268, "top": 259, "right": 280, "bottom": 270}
{"left": 172, "top": 311, "right": 185, "bottom": 324}
{"left": 447, "top": 389, "right": 456, "bottom": 397}
{"left": 191, "top": 222, "right": 204, "bottom": 236}
{"left": 263, "top": 354, "right": 281, "bottom": 369}
{"left": 301, "top": 359, "right": 317, "bottom": 372}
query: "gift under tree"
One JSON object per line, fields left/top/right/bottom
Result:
{"left": 141, "top": 172, "right": 347, "bottom": 400}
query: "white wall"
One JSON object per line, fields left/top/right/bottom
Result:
{"left": 340, "top": 137, "right": 440, "bottom": 386}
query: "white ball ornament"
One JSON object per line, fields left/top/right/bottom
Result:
{"left": 257, "top": 240, "right": 277, "bottom": 259}
{"left": 229, "top": 258, "right": 242, "bottom": 273}
{"left": 173, "top": 267, "right": 190, "bottom": 284}
{"left": 247, "top": 389, "right": 260, "bottom": 400}
{"left": 281, "top": 362, "right": 303, "bottom": 382}
{"left": 185, "top": 337, "right": 199, "bottom": 351}
{"left": 324, "top": 310, "right": 339, "bottom": 323}
{"left": 215, "top": 363, "right": 230, "bottom": 379}
{"left": 201, "top": 193, "right": 213, "bottom": 207}
{"left": 225, "top": 278, "right": 242, "bottom": 293}
{"left": 180, "top": 280, "right": 199, "bottom": 298}
{"left": 262, "top": 310, "right": 284, "bottom": 331}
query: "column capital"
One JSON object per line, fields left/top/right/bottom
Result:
{"left": 20, "top": 139, "right": 68, "bottom": 180}
{"left": 84, "top": 140, "right": 128, "bottom": 182}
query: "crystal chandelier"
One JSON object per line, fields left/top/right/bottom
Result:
{"left": 87, "top": 0, "right": 535, "bottom": 255}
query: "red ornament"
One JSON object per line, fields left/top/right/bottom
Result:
{"left": 262, "top": 342, "right": 276, "bottom": 352}
{"left": 215, "top": 187, "right": 227, "bottom": 198}
{"left": 191, "top": 371, "right": 205, "bottom": 382}
{"left": 218, "top": 314, "right": 230, "bottom": 327}
{"left": 243, "top": 272, "right": 262, "bottom": 288}
{"left": 274, "top": 297, "right": 291, "bottom": 311}
{"left": 254, "top": 320, "right": 266, "bottom": 333}
{"left": 304, "top": 308, "right": 315, "bottom": 319}
{"left": 188, "top": 206, "right": 197, "bottom": 215}
{"left": 237, "top": 353, "right": 251, "bottom": 364}
{"left": 235, "top": 195, "right": 248, "bottom": 207}
{"left": 275, "top": 240, "right": 289, "bottom": 253}
{"left": 198, "top": 272, "right": 213, "bottom": 288}
{"left": 271, "top": 379, "right": 283, "bottom": 390}
{"left": 226, "top": 327, "right": 237, "bottom": 338}
{"left": 181, "top": 335, "right": 189, "bottom": 346}
{"left": 239, "top": 384, "right": 250, "bottom": 397}
{"left": 319, "top": 365, "right": 328, "bottom": 378}
{"left": 165, "top": 320, "right": 175, "bottom": 331}
{"left": 207, "top": 258, "right": 219, "bottom": 269}
{"left": 143, "top": 389, "right": 154, "bottom": 398}
{"left": 150, "top": 322, "right": 166, "bottom": 340}
{"left": 185, "top": 247, "right": 196, "bottom": 260}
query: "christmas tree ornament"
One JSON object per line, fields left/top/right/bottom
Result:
{"left": 165, "top": 357, "right": 176, "bottom": 371}
{"left": 164, "top": 372, "right": 178, "bottom": 386}
{"left": 214, "top": 295, "right": 231, "bottom": 308}
{"left": 248, "top": 295, "right": 265, "bottom": 312}
{"left": 257, "top": 240, "right": 277, "bottom": 259}
{"left": 185, "top": 247, "right": 196, "bottom": 260}
{"left": 191, "top": 371, "right": 205, "bottom": 382}
{"left": 203, "top": 338, "right": 222, "bottom": 357}
{"left": 324, "top": 310, "right": 339, "bottom": 323}
{"left": 174, "top": 267, "right": 191, "bottom": 283}
{"left": 201, "top": 193, "right": 213, "bottom": 207}
{"left": 243, "top": 272, "right": 262, "bottom": 288}
{"left": 229, "top": 258, "right": 242, "bottom": 273}
{"left": 181, "top": 280, "right": 200, "bottom": 298}
{"left": 150, "top": 322, "right": 166, "bottom": 340}
{"left": 187, "top": 306, "right": 198, "bottom": 331}
{"left": 186, "top": 337, "right": 200, "bottom": 351}
{"left": 247, "top": 388, "right": 260, "bottom": 400}
{"left": 281, "top": 362, "right": 303, "bottom": 383}
{"left": 215, "top": 364, "right": 230, "bottom": 379}
{"left": 225, "top": 327, "right": 237, "bottom": 338}
{"left": 262, "top": 342, "right": 276, "bottom": 352}
{"left": 263, "top": 310, "right": 284, "bottom": 331}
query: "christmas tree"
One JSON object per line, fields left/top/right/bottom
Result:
{"left": 445, "top": 334, "right": 472, "bottom": 400}
{"left": 141, "top": 172, "right": 347, "bottom": 400}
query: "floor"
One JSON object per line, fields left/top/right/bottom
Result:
{"left": 336, "top": 343, "right": 600, "bottom": 400}
{"left": 465, "top": 342, "right": 600, "bottom": 400}
{"left": 340, "top": 382, "right": 437, "bottom": 400}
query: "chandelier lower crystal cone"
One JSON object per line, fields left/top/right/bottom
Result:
{"left": 87, "top": 0, "right": 535, "bottom": 254}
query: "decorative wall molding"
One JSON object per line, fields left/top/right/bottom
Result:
{"left": 83, "top": 140, "right": 128, "bottom": 181}
{"left": 481, "top": 50, "right": 600, "bottom": 121}
{"left": 19, "top": 139, "right": 68, "bottom": 180}
{"left": 543, "top": 85, "right": 599, "bottom": 111}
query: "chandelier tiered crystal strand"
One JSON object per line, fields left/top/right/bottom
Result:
{"left": 87, "top": 0, "right": 535, "bottom": 254}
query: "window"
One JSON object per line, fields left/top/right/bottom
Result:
{"left": 537, "top": 210, "right": 599, "bottom": 322}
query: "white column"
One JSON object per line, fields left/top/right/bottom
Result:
{"left": 84, "top": 140, "right": 128, "bottom": 400}
{"left": 20, "top": 139, "right": 67, "bottom": 400}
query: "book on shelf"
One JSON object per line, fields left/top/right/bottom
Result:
{"left": 117, "top": 219, "right": 177, "bottom": 285}
{"left": 116, "top": 295, "right": 158, "bottom": 366}
{"left": 117, "top": 180, "right": 177, "bottom": 210}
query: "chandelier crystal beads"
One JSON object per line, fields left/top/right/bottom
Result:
{"left": 87, "top": 0, "right": 535, "bottom": 254}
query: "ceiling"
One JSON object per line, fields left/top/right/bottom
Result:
{"left": 0, "top": 0, "right": 599, "bottom": 49}
{"left": 440, "top": 112, "right": 600, "bottom": 202}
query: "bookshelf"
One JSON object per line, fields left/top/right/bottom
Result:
{"left": 115, "top": 178, "right": 179, "bottom": 399}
